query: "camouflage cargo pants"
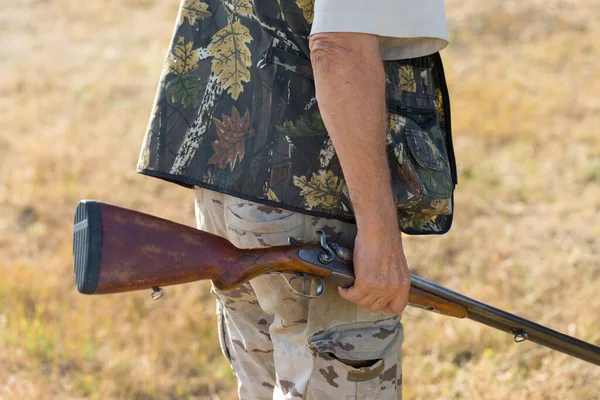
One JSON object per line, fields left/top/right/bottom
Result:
{"left": 194, "top": 188, "right": 404, "bottom": 399}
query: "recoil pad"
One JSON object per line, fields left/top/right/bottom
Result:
{"left": 73, "top": 200, "right": 103, "bottom": 294}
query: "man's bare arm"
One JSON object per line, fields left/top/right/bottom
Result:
{"left": 309, "top": 33, "right": 410, "bottom": 314}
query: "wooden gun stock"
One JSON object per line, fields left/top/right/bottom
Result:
{"left": 409, "top": 287, "right": 467, "bottom": 318}
{"left": 73, "top": 200, "right": 337, "bottom": 295}
{"left": 72, "top": 200, "right": 467, "bottom": 318}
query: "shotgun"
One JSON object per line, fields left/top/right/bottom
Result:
{"left": 72, "top": 200, "right": 600, "bottom": 366}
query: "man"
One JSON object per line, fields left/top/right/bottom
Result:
{"left": 138, "top": 0, "right": 455, "bottom": 398}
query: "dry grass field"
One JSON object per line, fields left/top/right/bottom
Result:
{"left": 1, "top": 0, "right": 599, "bottom": 398}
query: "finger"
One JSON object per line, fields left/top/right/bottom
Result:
{"left": 357, "top": 294, "right": 388, "bottom": 309}
{"left": 338, "top": 286, "right": 389, "bottom": 309}
{"left": 339, "top": 287, "right": 392, "bottom": 311}
{"left": 384, "top": 294, "right": 409, "bottom": 314}
{"left": 338, "top": 285, "right": 369, "bottom": 303}
{"left": 382, "top": 305, "right": 404, "bottom": 316}
{"left": 365, "top": 296, "right": 391, "bottom": 312}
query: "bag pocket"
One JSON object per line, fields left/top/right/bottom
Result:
{"left": 387, "top": 103, "right": 453, "bottom": 217}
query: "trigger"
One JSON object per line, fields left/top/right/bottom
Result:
{"left": 288, "top": 236, "right": 303, "bottom": 245}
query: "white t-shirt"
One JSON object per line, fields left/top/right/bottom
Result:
{"left": 310, "top": 0, "right": 449, "bottom": 60}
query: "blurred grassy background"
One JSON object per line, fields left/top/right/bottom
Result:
{"left": 1, "top": 0, "right": 599, "bottom": 398}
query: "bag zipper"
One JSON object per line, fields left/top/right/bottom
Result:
{"left": 387, "top": 100, "right": 437, "bottom": 116}
{"left": 387, "top": 101, "right": 437, "bottom": 128}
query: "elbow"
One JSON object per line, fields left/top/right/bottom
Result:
{"left": 309, "top": 33, "right": 378, "bottom": 74}
{"left": 309, "top": 33, "right": 354, "bottom": 71}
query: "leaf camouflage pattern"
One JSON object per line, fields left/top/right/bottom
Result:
{"left": 208, "top": 20, "right": 253, "bottom": 100}
{"left": 399, "top": 65, "right": 417, "bottom": 93}
{"left": 138, "top": 0, "right": 458, "bottom": 235}
{"left": 277, "top": 112, "right": 327, "bottom": 138}
{"left": 179, "top": 0, "right": 211, "bottom": 26}
{"left": 295, "top": 0, "right": 315, "bottom": 24}
{"left": 208, "top": 106, "right": 255, "bottom": 169}
{"left": 165, "top": 74, "right": 205, "bottom": 107}
{"left": 228, "top": 0, "right": 253, "bottom": 15}
{"left": 167, "top": 36, "right": 200, "bottom": 75}
{"left": 436, "top": 88, "right": 445, "bottom": 121}
{"left": 293, "top": 170, "right": 344, "bottom": 210}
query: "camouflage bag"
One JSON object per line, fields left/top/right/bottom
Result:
{"left": 383, "top": 56, "right": 457, "bottom": 234}
{"left": 137, "top": 0, "right": 457, "bottom": 235}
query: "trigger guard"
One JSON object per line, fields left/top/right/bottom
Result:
{"left": 287, "top": 273, "right": 325, "bottom": 298}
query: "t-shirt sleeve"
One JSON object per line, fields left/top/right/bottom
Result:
{"left": 310, "top": 0, "right": 449, "bottom": 60}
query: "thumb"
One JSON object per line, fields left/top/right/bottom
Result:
{"left": 338, "top": 285, "right": 362, "bottom": 302}
{"left": 338, "top": 286, "right": 349, "bottom": 298}
{"left": 385, "top": 294, "right": 408, "bottom": 315}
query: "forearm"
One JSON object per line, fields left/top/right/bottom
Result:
{"left": 309, "top": 33, "right": 397, "bottom": 233}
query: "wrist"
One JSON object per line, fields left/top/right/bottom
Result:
{"left": 355, "top": 207, "right": 400, "bottom": 237}
{"left": 347, "top": 181, "right": 399, "bottom": 237}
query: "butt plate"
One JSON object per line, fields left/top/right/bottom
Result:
{"left": 73, "top": 200, "right": 103, "bottom": 294}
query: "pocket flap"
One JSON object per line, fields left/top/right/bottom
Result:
{"left": 225, "top": 198, "right": 305, "bottom": 236}
{"left": 308, "top": 316, "right": 403, "bottom": 361}
{"left": 404, "top": 129, "right": 445, "bottom": 170}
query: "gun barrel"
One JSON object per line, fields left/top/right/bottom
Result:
{"left": 411, "top": 275, "right": 600, "bottom": 366}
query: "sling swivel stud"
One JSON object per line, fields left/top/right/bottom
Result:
{"left": 151, "top": 286, "right": 164, "bottom": 300}
{"left": 514, "top": 330, "right": 528, "bottom": 343}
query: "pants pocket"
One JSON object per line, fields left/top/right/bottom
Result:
{"left": 215, "top": 298, "right": 234, "bottom": 365}
{"left": 305, "top": 317, "right": 404, "bottom": 400}
{"left": 224, "top": 199, "right": 306, "bottom": 247}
